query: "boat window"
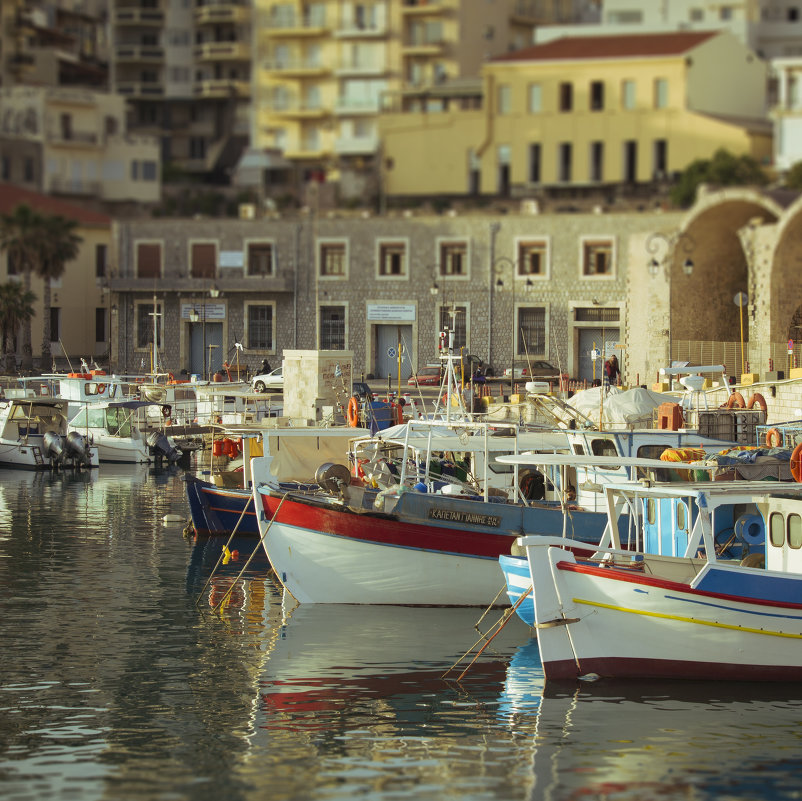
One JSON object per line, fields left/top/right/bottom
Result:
{"left": 572, "top": 443, "right": 585, "bottom": 455}
{"left": 676, "top": 501, "right": 687, "bottom": 531}
{"left": 788, "top": 514, "right": 802, "bottom": 550}
{"left": 71, "top": 409, "right": 87, "bottom": 427}
{"left": 646, "top": 497, "right": 655, "bottom": 525}
{"left": 637, "top": 444, "right": 667, "bottom": 479}
{"left": 87, "top": 408, "right": 105, "bottom": 428}
{"left": 769, "top": 512, "right": 785, "bottom": 548}
{"left": 590, "top": 438, "right": 619, "bottom": 470}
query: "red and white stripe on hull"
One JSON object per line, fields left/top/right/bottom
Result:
{"left": 526, "top": 540, "right": 802, "bottom": 682}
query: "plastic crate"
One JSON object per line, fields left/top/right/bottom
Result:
{"left": 698, "top": 409, "right": 765, "bottom": 444}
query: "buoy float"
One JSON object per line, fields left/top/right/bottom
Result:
{"left": 162, "top": 514, "right": 185, "bottom": 523}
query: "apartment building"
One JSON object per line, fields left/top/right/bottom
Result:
{"left": 244, "top": 0, "right": 546, "bottom": 204}
{"left": 378, "top": 30, "right": 771, "bottom": 200}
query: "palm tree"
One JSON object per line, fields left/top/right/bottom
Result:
{"left": 36, "top": 215, "right": 81, "bottom": 369}
{"left": 0, "top": 282, "right": 36, "bottom": 374}
{"left": 0, "top": 204, "right": 45, "bottom": 369}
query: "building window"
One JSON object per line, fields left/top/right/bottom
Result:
{"left": 590, "top": 81, "right": 604, "bottom": 111}
{"left": 558, "top": 142, "right": 572, "bottom": 182}
{"left": 518, "top": 241, "right": 546, "bottom": 276}
{"left": 438, "top": 304, "right": 466, "bottom": 351}
{"left": 320, "top": 306, "right": 346, "bottom": 350}
{"left": 50, "top": 307, "right": 60, "bottom": 343}
{"left": 582, "top": 240, "right": 614, "bottom": 276}
{"left": 654, "top": 78, "right": 668, "bottom": 109}
{"left": 95, "top": 244, "right": 107, "bottom": 278}
{"left": 24, "top": 157, "right": 34, "bottom": 182}
{"left": 624, "top": 140, "right": 637, "bottom": 182}
{"left": 720, "top": 5, "right": 733, "bottom": 20}
{"left": 136, "top": 243, "right": 161, "bottom": 279}
{"left": 95, "top": 308, "right": 106, "bottom": 343}
{"left": 518, "top": 306, "right": 545, "bottom": 355}
{"left": 439, "top": 242, "right": 467, "bottom": 276}
{"left": 247, "top": 242, "right": 274, "bottom": 276}
{"left": 142, "top": 161, "right": 158, "bottom": 181}
{"left": 590, "top": 141, "right": 604, "bottom": 182}
{"left": 136, "top": 301, "right": 162, "bottom": 349}
{"left": 622, "top": 79, "right": 636, "bottom": 109}
{"left": 529, "top": 143, "right": 541, "bottom": 183}
{"left": 320, "top": 242, "right": 347, "bottom": 277}
{"left": 247, "top": 304, "right": 274, "bottom": 350}
{"left": 379, "top": 242, "right": 406, "bottom": 276}
{"left": 190, "top": 242, "right": 216, "bottom": 279}
{"left": 654, "top": 139, "right": 668, "bottom": 178}
{"left": 497, "top": 84, "right": 511, "bottom": 114}
{"left": 559, "top": 82, "right": 573, "bottom": 112}
{"left": 528, "top": 83, "right": 542, "bottom": 113}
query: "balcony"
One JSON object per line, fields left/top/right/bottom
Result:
{"left": 115, "top": 80, "right": 165, "bottom": 97}
{"left": 47, "top": 176, "right": 102, "bottom": 196}
{"left": 193, "top": 79, "right": 251, "bottom": 98}
{"left": 194, "top": 41, "right": 250, "bottom": 62}
{"left": 195, "top": 3, "right": 250, "bottom": 26}
{"left": 113, "top": 8, "right": 165, "bottom": 26}
{"left": 266, "top": 102, "right": 329, "bottom": 120}
{"left": 334, "top": 59, "right": 386, "bottom": 77}
{"left": 115, "top": 44, "right": 164, "bottom": 62}
{"left": 267, "top": 15, "right": 329, "bottom": 37}
{"left": 46, "top": 129, "right": 100, "bottom": 146}
{"left": 401, "top": 37, "right": 445, "bottom": 56}
{"left": 334, "top": 97, "right": 380, "bottom": 115}
{"left": 262, "top": 58, "right": 330, "bottom": 78}
{"left": 401, "top": 0, "right": 447, "bottom": 14}
{"left": 109, "top": 275, "right": 295, "bottom": 294}
{"left": 334, "top": 20, "right": 387, "bottom": 38}
{"left": 334, "top": 133, "right": 379, "bottom": 155}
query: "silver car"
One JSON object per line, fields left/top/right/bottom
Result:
{"left": 251, "top": 366, "right": 283, "bottom": 393}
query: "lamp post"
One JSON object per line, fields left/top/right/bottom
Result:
{"left": 493, "top": 257, "right": 532, "bottom": 387}
{"left": 646, "top": 231, "right": 695, "bottom": 368}
{"left": 189, "top": 306, "right": 200, "bottom": 378}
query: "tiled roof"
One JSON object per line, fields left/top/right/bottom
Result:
{"left": 492, "top": 31, "right": 720, "bottom": 63}
{"left": 0, "top": 183, "right": 111, "bottom": 225}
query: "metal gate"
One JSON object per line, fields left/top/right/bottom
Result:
{"left": 190, "top": 322, "right": 223, "bottom": 378}
{"left": 375, "top": 324, "right": 413, "bottom": 379}
{"left": 577, "top": 327, "right": 620, "bottom": 383}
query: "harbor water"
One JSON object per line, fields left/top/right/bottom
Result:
{"left": 2, "top": 466, "right": 802, "bottom": 801}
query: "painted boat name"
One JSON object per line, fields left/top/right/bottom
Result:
{"left": 428, "top": 508, "right": 502, "bottom": 526}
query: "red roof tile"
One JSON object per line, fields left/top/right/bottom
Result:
{"left": 492, "top": 31, "right": 720, "bottom": 63}
{"left": 0, "top": 183, "right": 111, "bottom": 225}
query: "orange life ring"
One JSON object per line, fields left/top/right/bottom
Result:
{"left": 747, "top": 392, "right": 768, "bottom": 415}
{"left": 765, "top": 427, "right": 782, "bottom": 448}
{"left": 725, "top": 391, "right": 746, "bottom": 409}
{"left": 792, "top": 443, "right": 802, "bottom": 483}
{"left": 96, "top": 383, "right": 106, "bottom": 394}
{"left": 347, "top": 396, "right": 360, "bottom": 427}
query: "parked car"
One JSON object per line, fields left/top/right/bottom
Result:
{"left": 407, "top": 365, "right": 442, "bottom": 387}
{"left": 251, "top": 366, "right": 283, "bottom": 392}
{"left": 351, "top": 381, "right": 373, "bottom": 401}
{"left": 502, "top": 361, "right": 562, "bottom": 380}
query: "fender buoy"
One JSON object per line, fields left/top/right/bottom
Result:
{"left": 747, "top": 392, "right": 768, "bottom": 415}
{"left": 162, "top": 404, "right": 172, "bottom": 419}
{"left": 792, "top": 443, "right": 802, "bottom": 483}
{"left": 347, "top": 396, "right": 360, "bottom": 427}
{"left": 394, "top": 402, "right": 403, "bottom": 425}
{"left": 725, "top": 391, "right": 746, "bottom": 409}
{"left": 765, "top": 427, "right": 782, "bottom": 448}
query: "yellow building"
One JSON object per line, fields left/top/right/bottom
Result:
{"left": 0, "top": 183, "right": 114, "bottom": 368}
{"left": 250, "top": 0, "right": 539, "bottom": 200}
{"left": 379, "top": 30, "right": 772, "bottom": 199}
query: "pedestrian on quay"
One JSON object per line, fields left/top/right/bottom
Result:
{"left": 603, "top": 354, "right": 620, "bottom": 388}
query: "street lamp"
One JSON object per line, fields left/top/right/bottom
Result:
{"left": 493, "top": 257, "right": 532, "bottom": 384}
{"left": 645, "top": 231, "right": 695, "bottom": 367}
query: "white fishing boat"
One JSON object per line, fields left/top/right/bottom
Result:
{"left": 0, "top": 396, "right": 98, "bottom": 469}
{"left": 67, "top": 399, "right": 182, "bottom": 464}
{"left": 517, "top": 475, "right": 802, "bottom": 681}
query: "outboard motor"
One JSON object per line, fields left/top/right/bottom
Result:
{"left": 147, "top": 430, "right": 182, "bottom": 463}
{"left": 43, "top": 431, "right": 64, "bottom": 462}
{"left": 64, "top": 431, "right": 92, "bottom": 467}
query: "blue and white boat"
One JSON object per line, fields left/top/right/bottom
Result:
{"left": 516, "top": 476, "right": 802, "bottom": 681}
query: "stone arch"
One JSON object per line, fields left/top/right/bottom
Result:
{"left": 675, "top": 189, "right": 783, "bottom": 344}
{"left": 768, "top": 194, "right": 802, "bottom": 345}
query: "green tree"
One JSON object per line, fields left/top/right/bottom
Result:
{"left": 784, "top": 161, "right": 802, "bottom": 190}
{"left": 0, "top": 282, "right": 36, "bottom": 374}
{"left": 670, "top": 148, "right": 769, "bottom": 208}
{"left": 0, "top": 203, "right": 44, "bottom": 369}
{"left": 35, "top": 215, "right": 81, "bottom": 369}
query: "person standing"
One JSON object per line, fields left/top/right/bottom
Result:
{"left": 604, "top": 354, "right": 620, "bottom": 388}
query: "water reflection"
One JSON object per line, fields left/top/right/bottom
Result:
{"left": 499, "top": 640, "right": 802, "bottom": 801}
